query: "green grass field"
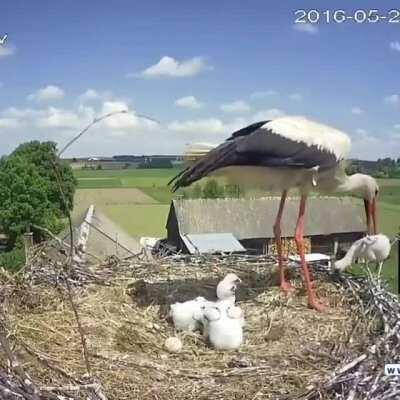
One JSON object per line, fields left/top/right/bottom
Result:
{"left": 73, "top": 169, "right": 400, "bottom": 291}
{"left": 73, "top": 169, "right": 180, "bottom": 238}
{"left": 75, "top": 168, "right": 180, "bottom": 187}
{"left": 76, "top": 168, "right": 179, "bottom": 203}
{"left": 102, "top": 204, "right": 170, "bottom": 238}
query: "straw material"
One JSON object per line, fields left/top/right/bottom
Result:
{"left": 0, "top": 247, "right": 398, "bottom": 399}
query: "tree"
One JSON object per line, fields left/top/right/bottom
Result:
{"left": 11, "top": 141, "right": 76, "bottom": 215}
{"left": 202, "top": 179, "right": 223, "bottom": 198}
{"left": 225, "top": 184, "right": 242, "bottom": 198}
{"left": 0, "top": 141, "right": 77, "bottom": 248}
{"left": 0, "top": 156, "right": 61, "bottom": 247}
{"left": 192, "top": 184, "right": 202, "bottom": 198}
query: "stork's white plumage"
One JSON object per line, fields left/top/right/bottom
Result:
{"left": 169, "top": 296, "right": 207, "bottom": 332}
{"left": 203, "top": 305, "right": 244, "bottom": 350}
{"left": 169, "top": 116, "right": 379, "bottom": 312}
{"left": 334, "top": 234, "right": 391, "bottom": 277}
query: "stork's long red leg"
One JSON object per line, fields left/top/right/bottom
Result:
{"left": 273, "top": 190, "right": 293, "bottom": 293}
{"left": 294, "top": 196, "right": 326, "bottom": 312}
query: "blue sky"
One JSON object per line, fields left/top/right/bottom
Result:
{"left": 1, "top": 0, "right": 399, "bottom": 159}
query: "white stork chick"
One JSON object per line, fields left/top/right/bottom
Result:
{"left": 193, "top": 298, "right": 244, "bottom": 339}
{"left": 334, "top": 234, "right": 391, "bottom": 277}
{"left": 216, "top": 273, "right": 242, "bottom": 306}
{"left": 170, "top": 296, "right": 207, "bottom": 332}
{"left": 204, "top": 305, "right": 244, "bottom": 350}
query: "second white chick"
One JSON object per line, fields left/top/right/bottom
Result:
{"left": 193, "top": 299, "right": 235, "bottom": 339}
{"left": 204, "top": 305, "right": 244, "bottom": 350}
{"left": 170, "top": 296, "right": 206, "bottom": 332}
{"left": 216, "top": 273, "right": 241, "bottom": 305}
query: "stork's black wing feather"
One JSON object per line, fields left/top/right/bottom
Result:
{"left": 226, "top": 120, "right": 269, "bottom": 141}
{"left": 169, "top": 122, "right": 339, "bottom": 191}
{"left": 169, "top": 140, "right": 238, "bottom": 191}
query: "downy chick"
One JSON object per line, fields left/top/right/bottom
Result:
{"left": 203, "top": 305, "right": 244, "bottom": 350}
{"left": 170, "top": 296, "right": 207, "bottom": 332}
{"left": 216, "top": 273, "right": 241, "bottom": 306}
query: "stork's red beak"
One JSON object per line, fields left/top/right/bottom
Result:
{"left": 372, "top": 196, "right": 377, "bottom": 235}
{"left": 364, "top": 197, "right": 378, "bottom": 235}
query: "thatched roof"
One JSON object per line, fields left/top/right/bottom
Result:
{"left": 167, "top": 197, "right": 366, "bottom": 239}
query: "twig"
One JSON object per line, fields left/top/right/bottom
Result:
{"left": 57, "top": 110, "right": 159, "bottom": 157}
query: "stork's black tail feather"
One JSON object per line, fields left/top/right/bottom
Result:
{"left": 167, "top": 167, "right": 189, "bottom": 189}
{"left": 168, "top": 140, "right": 237, "bottom": 192}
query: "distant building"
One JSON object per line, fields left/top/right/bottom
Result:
{"left": 166, "top": 197, "right": 366, "bottom": 255}
{"left": 66, "top": 154, "right": 183, "bottom": 170}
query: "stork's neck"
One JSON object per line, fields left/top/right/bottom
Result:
{"left": 336, "top": 174, "right": 362, "bottom": 194}
{"left": 335, "top": 173, "right": 376, "bottom": 200}
{"left": 334, "top": 239, "right": 363, "bottom": 271}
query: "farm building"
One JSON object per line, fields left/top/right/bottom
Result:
{"left": 166, "top": 197, "right": 366, "bottom": 255}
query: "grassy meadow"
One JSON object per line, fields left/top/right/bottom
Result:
{"left": 73, "top": 168, "right": 400, "bottom": 291}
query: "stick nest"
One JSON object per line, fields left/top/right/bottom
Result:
{"left": 0, "top": 247, "right": 398, "bottom": 399}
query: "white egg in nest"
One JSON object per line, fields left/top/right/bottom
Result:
{"left": 164, "top": 337, "right": 183, "bottom": 353}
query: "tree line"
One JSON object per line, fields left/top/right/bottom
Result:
{"left": 182, "top": 179, "right": 243, "bottom": 199}
{"left": 348, "top": 158, "right": 400, "bottom": 178}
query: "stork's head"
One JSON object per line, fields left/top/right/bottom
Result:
{"left": 346, "top": 173, "right": 379, "bottom": 235}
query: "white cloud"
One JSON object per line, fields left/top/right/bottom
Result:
{"left": 167, "top": 108, "right": 286, "bottom": 138}
{"left": 351, "top": 106, "right": 364, "bottom": 115}
{"left": 250, "top": 90, "right": 278, "bottom": 99}
{"left": 384, "top": 94, "right": 400, "bottom": 106}
{"left": 289, "top": 93, "right": 303, "bottom": 101}
{"left": 0, "top": 44, "right": 16, "bottom": 57}
{"left": 0, "top": 118, "right": 20, "bottom": 128}
{"left": 100, "top": 101, "right": 158, "bottom": 131}
{"left": 133, "top": 56, "right": 211, "bottom": 78}
{"left": 80, "top": 89, "right": 111, "bottom": 102}
{"left": 293, "top": 23, "right": 318, "bottom": 34}
{"left": 168, "top": 118, "right": 225, "bottom": 134}
{"left": 99, "top": 101, "right": 138, "bottom": 129}
{"left": 175, "top": 96, "right": 203, "bottom": 109}
{"left": 389, "top": 41, "right": 400, "bottom": 52}
{"left": 355, "top": 128, "right": 368, "bottom": 136}
{"left": 394, "top": 124, "right": 400, "bottom": 130}
{"left": 28, "top": 85, "right": 65, "bottom": 102}
{"left": 252, "top": 108, "right": 285, "bottom": 121}
{"left": 36, "top": 107, "right": 90, "bottom": 129}
{"left": 351, "top": 129, "right": 400, "bottom": 160}
{"left": 0, "top": 98, "right": 161, "bottom": 156}
{"left": 220, "top": 100, "right": 250, "bottom": 113}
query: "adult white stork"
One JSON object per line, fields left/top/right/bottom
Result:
{"left": 334, "top": 234, "right": 391, "bottom": 277}
{"left": 169, "top": 116, "right": 379, "bottom": 311}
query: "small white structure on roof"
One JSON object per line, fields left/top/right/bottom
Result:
{"left": 180, "top": 232, "right": 246, "bottom": 255}
{"left": 289, "top": 253, "right": 331, "bottom": 268}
